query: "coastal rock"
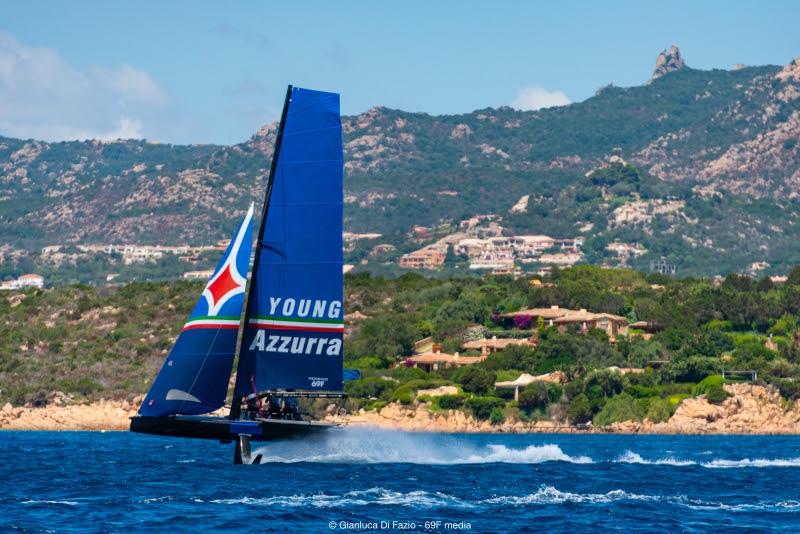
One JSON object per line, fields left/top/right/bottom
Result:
{"left": 650, "top": 45, "right": 686, "bottom": 82}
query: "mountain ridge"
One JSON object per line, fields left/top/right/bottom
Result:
{"left": 1, "top": 48, "right": 799, "bottom": 278}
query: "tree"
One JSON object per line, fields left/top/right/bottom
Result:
{"left": 788, "top": 266, "right": 800, "bottom": 286}
{"left": 567, "top": 394, "right": 592, "bottom": 424}
{"left": 518, "top": 381, "right": 561, "bottom": 411}
{"left": 454, "top": 366, "right": 497, "bottom": 395}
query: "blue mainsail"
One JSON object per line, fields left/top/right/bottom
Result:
{"left": 235, "top": 87, "right": 344, "bottom": 397}
{"left": 139, "top": 204, "right": 254, "bottom": 416}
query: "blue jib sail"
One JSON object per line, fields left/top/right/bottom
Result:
{"left": 139, "top": 204, "right": 254, "bottom": 416}
{"left": 235, "top": 87, "right": 344, "bottom": 397}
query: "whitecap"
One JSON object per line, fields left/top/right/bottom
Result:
{"left": 210, "top": 488, "right": 472, "bottom": 509}
{"left": 22, "top": 500, "right": 79, "bottom": 506}
{"left": 702, "top": 457, "right": 800, "bottom": 468}
{"left": 615, "top": 450, "right": 695, "bottom": 466}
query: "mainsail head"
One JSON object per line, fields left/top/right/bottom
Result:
{"left": 139, "top": 204, "right": 254, "bottom": 416}
{"left": 234, "top": 87, "right": 344, "bottom": 397}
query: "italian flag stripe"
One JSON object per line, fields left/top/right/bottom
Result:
{"left": 181, "top": 318, "right": 241, "bottom": 332}
{"left": 248, "top": 318, "right": 344, "bottom": 333}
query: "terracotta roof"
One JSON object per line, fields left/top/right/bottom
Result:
{"left": 500, "top": 306, "right": 568, "bottom": 319}
{"left": 462, "top": 338, "right": 534, "bottom": 350}
{"left": 406, "top": 352, "right": 486, "bottom": 365}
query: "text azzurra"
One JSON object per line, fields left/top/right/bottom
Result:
{"left": 249, "top": 331, "right": 343, "bottom": 356}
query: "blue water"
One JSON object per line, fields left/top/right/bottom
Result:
{"left": 3, "top": 431, "right": 800, "bottom": 532}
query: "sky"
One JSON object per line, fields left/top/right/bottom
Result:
{"left": 1, "top": 1, "right": 798, "bottom": 145}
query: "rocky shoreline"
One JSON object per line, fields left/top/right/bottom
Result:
{"left": 2, "top": 384, "right": 799, "bottom": 434}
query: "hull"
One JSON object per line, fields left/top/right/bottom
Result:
{"left": 129, "top": 414, "right": 334, "bottom": 442}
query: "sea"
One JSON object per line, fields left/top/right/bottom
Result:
{"left": 2, "top": 430, "right": 800, "bottom": 533}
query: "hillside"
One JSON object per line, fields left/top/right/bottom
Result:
{"left": 4, "top": 267, "right": 800, "bottom": 431}
{"left": 1, "top": 48, "right": 799, "bottom": 277}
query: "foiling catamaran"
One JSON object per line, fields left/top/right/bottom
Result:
{"left": 130, "top": 86, "right": 355, "bottom": 464}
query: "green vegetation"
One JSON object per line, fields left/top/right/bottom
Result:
{"left": 5, "top": 264, "right": 800, "bottom": 431}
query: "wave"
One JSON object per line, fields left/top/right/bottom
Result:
{"left": 210, "top": 488, "right": 472, "bottom": 509}
{"left": 702, "top": 457, "right": 800, "bottom": 468}
{"left": 21, "top": 500, "right": 79, "bottom": 506}
{"left": 252, "top": 429, "right": 591, "bottom": 464}
{"left": 206, "top": 486, "right": 800, "bottom": 512}
{"left": 615, "top": 450, "right": 800, "bottom": 469}
{"left": 482, "top": 486, "right": 657, "bottom": 505}
{"left": 615, "top": 450, "right": 696, "bottom": 466}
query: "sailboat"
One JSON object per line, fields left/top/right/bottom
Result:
{"left": 130, "top": 86, "right": 351, "bottom": 464}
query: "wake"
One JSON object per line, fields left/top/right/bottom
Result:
{"left": 252, "top": 428, "right": 590, "bottom": 464}
{"left": 251, "top": 429, "right": 800, "bottom": 468}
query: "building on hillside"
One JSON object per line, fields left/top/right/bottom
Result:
{"left": 398, "top": 247, "right": 446, "bottom": 269}
{"left": 500, "top": 305, "right": 571, "bottom": 327}
{"left": 500, "top": 305, "right": 629, "bottom": 340}
{"left": 0, "top": 273, "right": 45, "bottom": 290}
{"left": 606, "top": 241, "right": 647, "bottom": 258}
{"left": 405, "top": 350, "right": 486, "bottom": 372}
{"left": 370, "top": 243, "right": 397, "bottom": 255}
{"left": 462, "top": 336, "right": 536, "bottom": 356}
{"left": 554, "top": 310, "right": 628, "bottom": 338}
{"left": 538, "top": 252, "right": 582, "bottom": 266}
{"left": 182, "top": 270, "right": 215, "bottom": 280}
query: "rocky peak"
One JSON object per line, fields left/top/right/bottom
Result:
{"left": 776, "top": 56, "right": 800, "bottom": 83}
{"left": 650, "top": 44, "right": 686, "bottom": 83}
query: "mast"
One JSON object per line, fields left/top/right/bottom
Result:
{"left": 229, "top": 84, "right": 293, "bottom": 419}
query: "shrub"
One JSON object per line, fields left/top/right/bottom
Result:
{"left": 346, "top": 356, "right": 384, "bottom": 370}
{"left": 465, "top": 396, "right": 506, "bottom": 420}
{"left": 593, "top": 393, "right": 645, "bottom": 427}
{"left": 584, "top": 369, "right": 627, "bottom": 397}
{"left": 692, "top": 374, "right": 724, "bottom": 397}
{"left": 567, "top": 394, "right": 592, "bottom": 424}
{"left": 704, "top": 385, "right": 729, "bottom": 403}
{"left": 344, "top": 377, "right": 396, "bottom": 400}
{"left": 436, "top": 394, "right": 466, "bottom": 410}
{"left": 668, "top": 393, "right": 690, "bottom": 407}
{"left": 645, "top": 397, "right": 672, "bottom": 423}
{"left": 489, "top": 407, "right": 506, "bottom": 425}
{"left": 391, "top": 386, "right": 413, "bottom": 405}
{"left": 773, "top": 378, "right": 800, "bottom": 400}
{"left": 454, "top": 366, "right": 496, "bottom": 395}
{"left": 518, "top": 381, "right": 562, "bottom": 411}
{"left": 513, "top": 314, "right": 532, "bottom": 329}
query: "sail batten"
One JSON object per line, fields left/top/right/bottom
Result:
{"left": 234, "top": 86, "right": 344, "bottom": 397}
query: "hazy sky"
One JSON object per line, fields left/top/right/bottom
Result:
{"left": 1, "top": 1, "right": 798, "bottom": 144}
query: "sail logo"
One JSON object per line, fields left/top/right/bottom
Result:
{"left": 181, "top": 204, "right": 254, "bottom": 332}
{"left": 201, "top": 204, "right": 253, "bottom": 316}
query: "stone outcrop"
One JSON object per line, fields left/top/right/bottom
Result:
{"left": 650, "top": 45, "right": 686, "bottom": 82}
{"left": 3, "top": 383, "right": 800, "bottom": 434}
{"left": 0, "top": 397, "right": 142, "bottom": 431}
{"left": 328, "top": 383, "right": 800, "bottom": 434}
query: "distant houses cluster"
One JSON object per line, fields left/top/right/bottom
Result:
{"left": 395, "top": 213, "right": 585, "bottom": 274}
{"left": 0, "top": 273, "right": 44, "bottom": 290}
{"left": 41, "top": 243, "right": 226, "bottom": 266}
{"left": 398, "top": 303, "right": 657, "bottom": 374}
